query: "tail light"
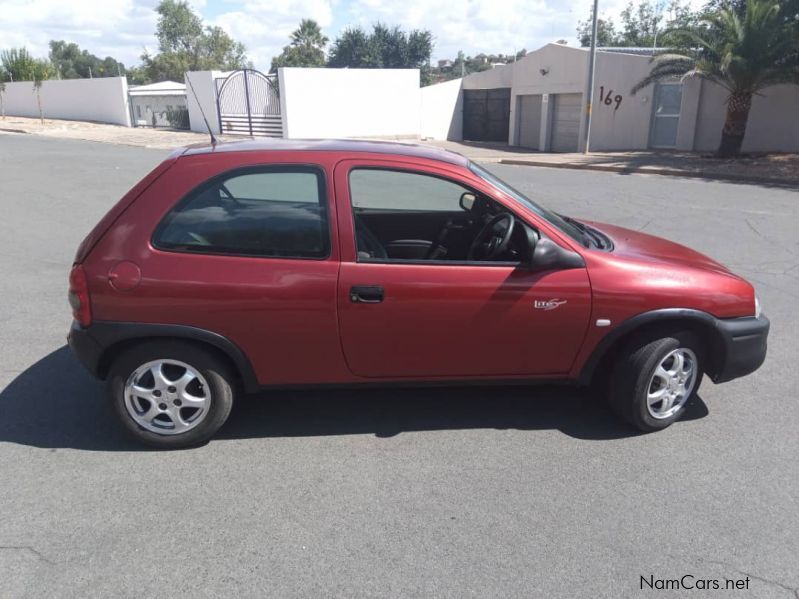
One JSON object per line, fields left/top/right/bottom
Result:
{"left": 68, "top": 265, "right": 92, "bottom": 327}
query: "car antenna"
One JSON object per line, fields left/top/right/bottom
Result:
{"left": 185, "top": 72, "right": 217, "bottom": 146}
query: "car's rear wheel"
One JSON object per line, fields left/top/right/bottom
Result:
{"left": 108, "top": 341, "right": 235, "bottom": 448}
{"left": 609, "top": 332, "right": 703, "bottom": 432}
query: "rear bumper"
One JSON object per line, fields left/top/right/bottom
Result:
{"left": 712, "top": 314, "right": 769, "bottom": 383}
{"left": 67, "top": 320, "right": 104, "bottom": 378}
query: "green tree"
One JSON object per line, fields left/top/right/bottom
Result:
{"left": 156, "top": 0, "right": 203, "bottom": 53}
{"left": 291, "top": 18, "right": 328, "bottom": 48}
{"left": 577, "top": 16, "right": 621, "bottom": 46}
{"left": 270, "top": 19, "right": 328, "bottom": 72}
{"left": 142, "top": 0, "right": 249, "bottom": 82}
{"left": 126, "top": 65, "right": 150, "bottom": 85}
{"left": 197, "top": 26, "right": 249, "bottom": 68}
{"left": 711, "top": 0, "right": 799, "bottom": 22}
{"left": 0, "top": 80, "right": 6, "bottom": 119}
{"left": 327, "top": 23, "right": 433, "bottom": 84}
{"left": 49, "top": 40, "right": 125, "bottom": 78}
{"left": 1, "top": 47, "right": 43, "bottom": 81}
{"left": 632, "top": 0, "right": 799, "bottom": 156}
{"left": 578, "top": 1, "right": 699, "bottom": 47}
{"left": 327, "top": 27, "right": 372, "bottom": 67}
{"left": 619, "top": 1, "right": 663, "bottom": 45}
{"left": 408, "top": 29, "right": 434, "bottom": 84}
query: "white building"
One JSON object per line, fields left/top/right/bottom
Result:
{"left": 421, "top": 43, "right": 799, "bottom": 153}
{"left": 128, "top": 81, "right": 188, "bottom": 129}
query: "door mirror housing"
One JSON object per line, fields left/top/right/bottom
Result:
{"left": 459, "top": 192, "right": 477, "bottom": 211}
{"left": 528, "top": 237, "right": 585, "bottom": 271}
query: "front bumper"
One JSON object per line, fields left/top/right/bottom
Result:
{"left": 67, "top": 320, "right": 104, "bottom": 378}
{"left": 712, "top": 314, "right": 770, "bottom": 383}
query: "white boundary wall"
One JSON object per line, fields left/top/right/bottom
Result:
{"left": 421, "top": 78, "right": 463, "bottom": 141}
{"left": 2, "top": 76, "right": 131, "bottom": 126}
{"left": 185, "top": 70, "right": 232, "bottom": 135}
{"left": 279, "top": 68, "right": 420, "bottom": 139}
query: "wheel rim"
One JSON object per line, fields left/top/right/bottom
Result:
{"left": 124, "top": 359, "right": 211, "bottom": 435}
{"left": 646, "top": 348, "right": 698, "bottom": 420}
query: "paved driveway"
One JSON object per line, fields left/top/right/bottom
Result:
{"left": 1, "top": 135, "right": 796, "bottom": 598}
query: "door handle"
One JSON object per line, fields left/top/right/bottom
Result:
{"left": 350, "top": 285, "right": 384, "bottom": 304}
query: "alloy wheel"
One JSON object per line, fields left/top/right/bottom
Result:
{"left": 646, "top": 348, "right": 698, "bottom": 419}
{"left": 124, "top": 359, "right": 211, "bottom": 435}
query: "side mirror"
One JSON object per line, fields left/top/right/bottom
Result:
{"left": 528, "top": 237, "right": 585, "bottom": 271}
{"left": 459, "top": 192, "right": 477, "bottom": 211}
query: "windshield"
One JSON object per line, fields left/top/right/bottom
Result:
{"left": 469, "top": 162, "right": 587, "bottom": 246}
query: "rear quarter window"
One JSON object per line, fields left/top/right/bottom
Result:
{"left": 153, "top": 166, "right": 329, "bottom": 259}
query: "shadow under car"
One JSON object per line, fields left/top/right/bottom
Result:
{"left": 0, "top": 346, "right": 709, "bottom": 451}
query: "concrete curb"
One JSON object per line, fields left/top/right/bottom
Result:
{"left": 498, "top": 158, "right": 799, "bottom": 187}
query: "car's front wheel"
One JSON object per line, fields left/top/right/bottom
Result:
{"left": 108, "top": 341, "right": 235, "bottom": 448}
{"left": 609, "top": 332, "right": 704, "bottom": 432}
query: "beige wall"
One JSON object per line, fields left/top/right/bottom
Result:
{"left": 588, "top": 51, "right": 655, "bottom": 151}
{"left": 421, "top": 43, "right": 799, "bottom": 152}
{"left": 508, "top": 44, "right": 587, "bottom": 148}
{"left": 508, "top": 45, "right": 656, "bottom": 151}
{"left": 516, "top": 94, "right": 542, "bottom": 149}
{"left": 693, "top": 82, "right": 799, "bottom": 153}
{"left": 461, "top": 63, "right": 513, "bottom": 90}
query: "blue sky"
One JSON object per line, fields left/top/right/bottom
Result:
{"left": 0, "top": 0, "right": 704, "bottom": 72}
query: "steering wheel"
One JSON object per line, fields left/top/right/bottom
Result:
{"left": 467, "top": 213, "right": 516, "bottom": 261}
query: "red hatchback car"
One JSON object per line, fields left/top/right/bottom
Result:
{"left": 68, "top": 139, "right": 768, "bottom": 448}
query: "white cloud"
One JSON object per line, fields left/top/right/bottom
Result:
{"left": 0, "top": 0, "right": 708, "bottom": 72}
{"left": 210, "top": 0, "right": 334, "bottom": 70}
{"left": 0, "top": 0, "right": 159, "bottom": 67}
{"left": 341, "top": 0, "right": 588, "bottom": 60}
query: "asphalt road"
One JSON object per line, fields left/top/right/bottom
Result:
{"left": 1, "top": 134, "right": 797, "bottom": 598}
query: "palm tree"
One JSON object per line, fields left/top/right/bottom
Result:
{"left": 632, "top": 0, "right": 799, "bottom": 157}
{"left": 271, "top": 19, "right": 329, "bottom": 72}
{"left": 290, "top": 19, "right": 328, "bottom": 50}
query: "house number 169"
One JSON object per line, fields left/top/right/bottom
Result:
{"left": 598, "top": 86, "right": 623, "bottom": 110}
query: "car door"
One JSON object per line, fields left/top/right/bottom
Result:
{"left": 334, "top": 158, "right": 592, "bottom": 379}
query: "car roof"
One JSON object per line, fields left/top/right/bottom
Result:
{"left": 180, "top": 138, "right": 470, "bottom": 167}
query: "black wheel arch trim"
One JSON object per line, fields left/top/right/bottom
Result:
{"left": 77, "top": 321, "right": 260, "bottom": 392}
{"left": 577, "top": 308, "right": 769, "bottom": 385}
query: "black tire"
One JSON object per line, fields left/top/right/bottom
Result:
{"left": 108, "top": 340, "right": 235, "bottom": 449}
{"left": 609, "top": 331, "right": 704, "bottom": 432}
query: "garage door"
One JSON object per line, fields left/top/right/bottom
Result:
{"left": 517, "top": 94, "right": 543, "bottom": 149}
{"left": 550, "top": 93, "right": 582, "bottom": 152}
{"left": 463, "top": 88, "right": 511, "bottom": 142}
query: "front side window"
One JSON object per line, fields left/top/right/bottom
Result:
{"left": 154, "top": 166, "right": 329, "bottom": 259}
{"left": 349, "top": 168, "right": 533, "bottom": 264}
{"left": 468, "top": 162, "right": 587, "bottom": 246}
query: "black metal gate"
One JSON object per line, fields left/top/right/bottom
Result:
{"left": 462, "top": 88, "right": 511, "bottom": 142}
{"left": 215, "top": 69, "right": 282, "bottom": 137}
